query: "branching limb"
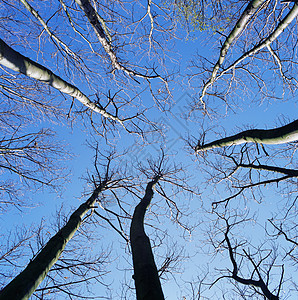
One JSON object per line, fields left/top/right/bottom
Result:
{"left": 58, "top": 0, "right": 96, "bottom": 53}
{"left": 267, "top": 44, "right": 297, "bottom": 84}
{"left": 217, "top": 3, "right": 298, "bottom": 82}
{"left": 20, "top": 0, "right": 79, "bottom": 61}
{"left": 74, "top": 0, "right": 168, "bottom": 86}
{"left": 199, "top": 0, "right": 266, "bottom": 105}
{"left": 224, "top": 222, "right": 280, "bottom": 300}
{"left": 268, "top": 218, "right": 298, "bottom": 247}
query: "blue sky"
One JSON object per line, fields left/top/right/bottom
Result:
{"left": 0, "top": 1, "right": 297, "bottom": 299}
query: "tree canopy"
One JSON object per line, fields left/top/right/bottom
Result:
{"left": 0, "top": 0, "right": 297, "bottom": 299}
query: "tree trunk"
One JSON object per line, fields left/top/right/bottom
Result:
{"left": 0, "top": 185, "right": 104, "bottom": 300}
{"left": 220, "top": 3, "right": 298, "bottom": 78}
{"left": 130, "top": 177, "right": 165, "bottom": 300}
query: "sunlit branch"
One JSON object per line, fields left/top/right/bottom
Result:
{"left": 195, "top": 119, "right": 298, "bottom": 151}
{"left": 0, "top": 39, "right": 126, "bottom": 127}
{"left": 147, "top": 0, "right": 154, "bottom": 52}
{"left": 217, "top": 3, "right": 298, "bottom": 81}
{"left": 58, "top": 0, "right": 96, "bottom": 53}
{"left": 74, "top": 0, "right": 168, "bottom": 85}
{"left": 199, "top": 0, "right": 266, "bottom": 105}
{"left": 267, "top": 44, "right": 297, "bottom": 84}
{"left": 20, "top": 0, "right": 79, "bottom": 60}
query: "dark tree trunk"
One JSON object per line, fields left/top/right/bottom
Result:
{"left": 130, "top": 177, "right": 165, "bottom": 300}
{"left": 0, "top": 185, "right": 104, "bottom": 300}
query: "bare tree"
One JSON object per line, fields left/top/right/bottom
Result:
{"left": 128, "top": 151, "right": 199, "bottom": 299}
{"left": 209, "top": 211, "right": 283, "bottom": 300}
{"left": 0, "top": 38, "right": 130, "bottom": 127}
{"left": 2, "top": 0, "right": 179, "bottom": 116}
{"left": 0, "top": 150, "right": 127, "bottom": 300}
{"left": 0, "top": 127, "right": 69, "bottom": 211}
{"left": 187, "top": 114, "right": 297, "bottom": 298}
{"left": 130, "top": 174, "right": 165, "bottom": 300}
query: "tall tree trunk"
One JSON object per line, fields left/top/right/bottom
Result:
{"left": 0, "top": 184, "right": 105, "bottom": 300}
{"left": 195, "top": 119, "right": 298, "bottom": 152}
{"left": 130, "top": 177, "right": 165, "bottom": 300}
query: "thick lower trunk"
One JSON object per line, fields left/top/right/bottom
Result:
{"left": 130, "top": 178, "right": 165, "bottom": 300}
{"left": 0, "top": 187, "right": 102, "bottom": 300}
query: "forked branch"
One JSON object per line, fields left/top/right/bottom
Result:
{"left": 216, "top": 3, "right": 298, "bottom": 83}
{"left": 224, "top": 223, "right": 280, "bottom": 300}
{"left": 199, "top": 0, "right": 266, "bottom": 104}
{"left": 75, "top": 0, "right": 166, "bottom": 83}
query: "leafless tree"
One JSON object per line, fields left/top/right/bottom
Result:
{"left": 0, "top": 0, "right": 182, "bottom": 136}
{"left": 208, "top": 211, "right": 283, "bottom": 299}
{"left": 130, "top": 174, "right": 165, "bottom": 300}
{"left": 0, "top": 126, "right": 70, "bottom": 212}
{"left": 0, "top": 149, "right": 130, "bottom": 299}
{"left": 191, "top": 119, "right": 297, "bottom": 207}
{"left": 188, "top": 0, "right": 298, "bottom": 114}
{"left": 195, "top": 119, "right": 298, "bottom": 152}
{"left": 188, "top": 118, "right": 297, "bottom": 298}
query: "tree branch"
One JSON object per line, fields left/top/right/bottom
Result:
{"left": 217, "top": 3, "right": 298, "bottom": 82}
{"left": 224, "top": 224, "right": 279, "bottom": 300}
{"left": 195, "top": 119, "right": 298, "bottom": 151}
{"left": 199, "top": 0, "right": 266, "bottom": 105}
{"left": 0, "top": 38, "right": 126, "bottom": 126}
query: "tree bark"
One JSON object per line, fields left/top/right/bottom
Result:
{"left": 130, "top": 177, "right": 165, "bottom": 300}
{"left": 195, "top": 119, "right": 298, "bottom": 151}
{"left": 0, "top": 38, "right": 124, "bottom": 125}
{"left": 0, "top": 184, "right": 104, "bottom": 300}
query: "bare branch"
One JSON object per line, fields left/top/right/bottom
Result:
{"left": 0, "top": 38, "right": 126, "bottom": 126}
{"left": 199, "top": 0, "right": 266, "bottom": 105}
{"left": 195, "top": 119, "right": 298, "bottom": 152}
